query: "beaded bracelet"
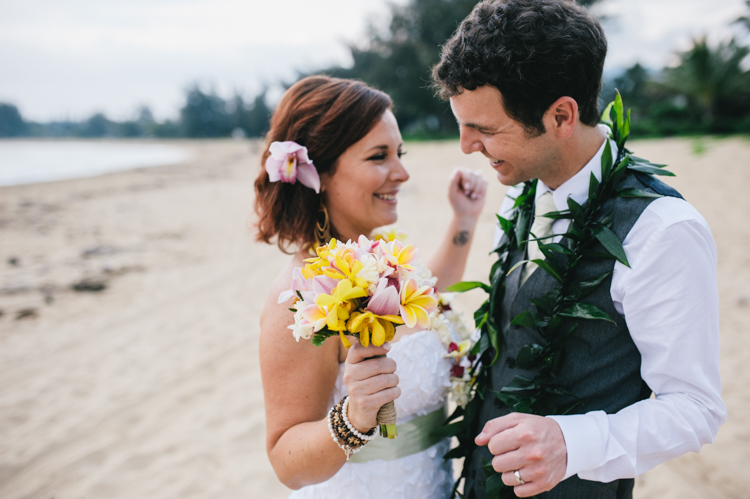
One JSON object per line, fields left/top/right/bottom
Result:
{"left": 327, "top": 396, "right": 376, "bottom": 459}
{"left": 342, "top": 396, "right": 378, "bottom": 442}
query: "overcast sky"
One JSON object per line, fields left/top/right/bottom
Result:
{"left": 0, "top": 0, "right": 746, "bottom": 122}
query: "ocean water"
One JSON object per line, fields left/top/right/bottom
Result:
{"left": 0, "top": 141, "right": 191, "bottom": 187}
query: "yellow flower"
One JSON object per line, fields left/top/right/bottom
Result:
{"left": 302, "top": 239, "right": 340, "bottom": 278}
{"left": 347, "top": 311, "right": 404, "bottom": 347}
{"left": 372, "top": 227, "right": 407, "bottom": 243}
{"left": 399, "top": 278, "right": 438, "bottom": 328}
{"left": 316, "top": 279, "right": 367, "bottom": 331}
{"left": 322, "top": 247, "right": 370, "bottom": 289}
{"left": 383, "top": 240, "right": 419, "bottom": 271}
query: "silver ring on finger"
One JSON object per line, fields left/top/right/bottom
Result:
{"left": 514, "top": 470, "right": 526, "bottom": 485}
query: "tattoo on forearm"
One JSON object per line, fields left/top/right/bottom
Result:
{"left": 453, "top": 230, "right": 470, "bottom": 246}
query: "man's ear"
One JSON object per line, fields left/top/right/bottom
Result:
{"left": 544, "top": 97, "right": 578, "bottom": 139}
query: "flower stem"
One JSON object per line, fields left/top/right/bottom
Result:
{"left": 380, "top": 423, "right": 398, "bottom": 439}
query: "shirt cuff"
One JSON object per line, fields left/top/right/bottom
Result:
{"left": 547, "top": 412, "right": 608, "bottom": 480}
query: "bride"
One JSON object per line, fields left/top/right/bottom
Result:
{"left": 255, "top": 75, "right": 487, "bottom": 498}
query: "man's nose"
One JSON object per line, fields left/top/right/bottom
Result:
{"left": 459, "top": 127, "right": 484, "bottom": 155}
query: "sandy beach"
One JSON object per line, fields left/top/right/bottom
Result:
{"left": 0, "top": 137, "right": 748, "bottom": 498}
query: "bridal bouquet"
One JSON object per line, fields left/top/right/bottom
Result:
{"left": 279, "top": 235, "right": 439, "bottom": 437}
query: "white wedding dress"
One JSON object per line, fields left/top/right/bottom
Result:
{"left": 288, "top": 329, "right": 455, "bottom": 499}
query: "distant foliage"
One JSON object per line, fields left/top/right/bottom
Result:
{"left": 2, "top": 87, "right": 272, "bottom": 140}
{"left": 602, "top": 37, "right": 750, "bottom": 136}
{"left": 0, "top": 103, "right": 27, "bottom": 137}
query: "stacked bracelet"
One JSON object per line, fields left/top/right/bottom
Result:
{"left": 327, "top": 396, "right": 376, "bottom": 459}
{"left": 342, "top": 397, "right": 378, "bottom": 442}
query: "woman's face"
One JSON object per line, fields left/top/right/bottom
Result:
{"left": 323, "top": 110, "right": 409, "bottom": 241}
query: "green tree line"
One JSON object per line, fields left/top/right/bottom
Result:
{"left": 0, "top": 86, "right": 273, "bottom": 139}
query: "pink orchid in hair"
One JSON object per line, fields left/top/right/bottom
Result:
{"left": 265, "top": 141, "right": 321, "bottom": 193}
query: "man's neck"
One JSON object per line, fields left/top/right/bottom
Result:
{"left": 542, "top": 124, "right": 606, "bottom": 190}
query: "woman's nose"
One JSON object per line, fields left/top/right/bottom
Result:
{"left": 390, "top": 157, "right": 410, "bottom": 183}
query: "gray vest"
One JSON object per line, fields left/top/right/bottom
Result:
{"left": 464, "top": 173, "right": 683, "bottom": 499}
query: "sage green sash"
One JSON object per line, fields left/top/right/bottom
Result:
{"left": 348, "top": 406, "right": 447, "bottom": 463}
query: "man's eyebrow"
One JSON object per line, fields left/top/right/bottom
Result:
{"left": 459, "top": 120, "right": 497, "bottom": 133}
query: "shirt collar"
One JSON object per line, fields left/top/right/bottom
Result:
{"left": 536, "top": 124, "right": 612, "bottom": 211}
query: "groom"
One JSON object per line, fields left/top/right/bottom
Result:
{"left": 432, "top": 0, "right": 726, "bottom": 498}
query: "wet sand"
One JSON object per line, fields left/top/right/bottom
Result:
{"left": 0, "top": 137, "right": 747, "bottom": 498}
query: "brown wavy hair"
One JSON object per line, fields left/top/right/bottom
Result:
{"left": 254, "top": 76, "right": 392, "bottom": 253}
{"left": 432, "top": 0, "right": 607, "bottom": 137}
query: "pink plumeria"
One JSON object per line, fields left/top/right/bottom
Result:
{"left": 265, "top": 141, "right": 320, "bottom": 193}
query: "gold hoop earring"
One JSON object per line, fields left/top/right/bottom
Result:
{"left": 315, "top": 203, "right": 331, "bottom": 246}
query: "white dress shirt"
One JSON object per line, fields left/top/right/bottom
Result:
{"left": 493, "top": 133, "right": 727, "bottom": 483}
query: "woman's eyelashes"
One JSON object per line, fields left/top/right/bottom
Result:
{"left": 365, "top": 150, "right": 406, "bottom": 161}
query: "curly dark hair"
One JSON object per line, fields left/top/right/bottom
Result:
{"left": 254, "top": 76, "right": 392, "bottom": 253}
{"left": 432, "top": 0, "right": 607, "bottom": 136}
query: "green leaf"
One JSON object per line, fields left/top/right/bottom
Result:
{"left": 541, "top": 210, "right": 572, "bottom": 220}
{"left": 597, "top": 209, "right": 615, "bottom": 227}
{"left": 473, "top": 306, "right": 489, "bottom": 329}
{"left": 311, "top": 334, "right": 327, "bottom": 347}
{"left": 444, "top": 446, "right": 466, "bottom": 460}
{"left": 530, "top": 258, "right": 565, "bottom": 283}
{"left": 506, "top": 259, "right": 527, "bottom": 277}
{"left": 567, "top": 196, "right": 585, "bottom": 222}
{"left": 496, "top": 214, "right": 513, "bottom": 238}
{"left": 600, "top": 101, "right": 614, "bottom": 125}
{"left": 529, "top": 288, "right": 560, "bottom": 315}
{"left": 515, "top": 204, "right": 531, "bottom": 247}
{"left": 559, "top": 302, "right": 616, "bottom": 323}
{"left": 630, "top": 155, "right": 667, "bottom": 168}
{"left": 617, "top": 188, "right": 664, "bottom": 199}
{"left": 614, "top": 90, "right": 625, "bottom": 133}
{"left": 515, "top": 344, "right": 545, "bottom": 369}
{"left": 485, "top": 473, "right": 506, "bottom": 496}
{"left": 614, "top": 154, "right": 631, "bottom": 173}
{"left": 511, "top": 311, "right": 537, "bottom": 328}
{"left": 601, "top": 140, "right": 614, "bottom": 181}
{"left": 588, "top": 172, "right": 600, "bottom": 199}
{"left": 592, "top": 224, "right": 630, "bottom": 267}
{"left": 627, "top": 164, "right": 676, "bottom": 176}
{"left": 500, "top": 375, "right": 536, "bottom": 392}
{"left": 619, "top": 108, "right": 631, "bottom": 147}
{"left": 486, "top": 321, "right": 502, "bottom": 367}
{"left": 445, "top": 281, "right": 491, "bottom": 293}
{"left": 569, "top": 271, "right": 612, "bottom": 300}
{"left": 539, "top": 242, "right": 573, "bottom": 256}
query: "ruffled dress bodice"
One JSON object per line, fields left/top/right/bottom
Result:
{"left": 288, "top": 330, "right": 454, "bottom": 498}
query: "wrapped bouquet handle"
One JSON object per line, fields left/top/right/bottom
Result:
{"left": 373, "top": 353, "right": 398, "bottom": 439}
{"left": 279, "top": 235, "right": 438, "bottom": 440}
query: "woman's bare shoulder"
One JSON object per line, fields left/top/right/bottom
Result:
{"left": 261, "top": 253, "right": 306, "bottom": 325}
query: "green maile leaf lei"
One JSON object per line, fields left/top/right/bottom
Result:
{"left": 441, "top": 92, "right": 674, "bottom": 498}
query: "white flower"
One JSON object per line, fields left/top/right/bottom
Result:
{"left": 288, "top": 310, "right": 314, "bottom": 341}
{"left": 429, "top": 312, "right": 453, "bottom": 345}
{"left": 416, "top": 266, "right": 438, "bottom": 288}
{"left": 355, "top": 254, "right": 382, "bottom": 294}
{"left": 450, "top": 378, "right": 472, "bottom": 409}
{"left": 447, "top": 310, "right": 473, "bottom": 341}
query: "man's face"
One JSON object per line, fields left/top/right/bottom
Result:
{"left": 450, "top": 85, "right": 557, "bottom": 186}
